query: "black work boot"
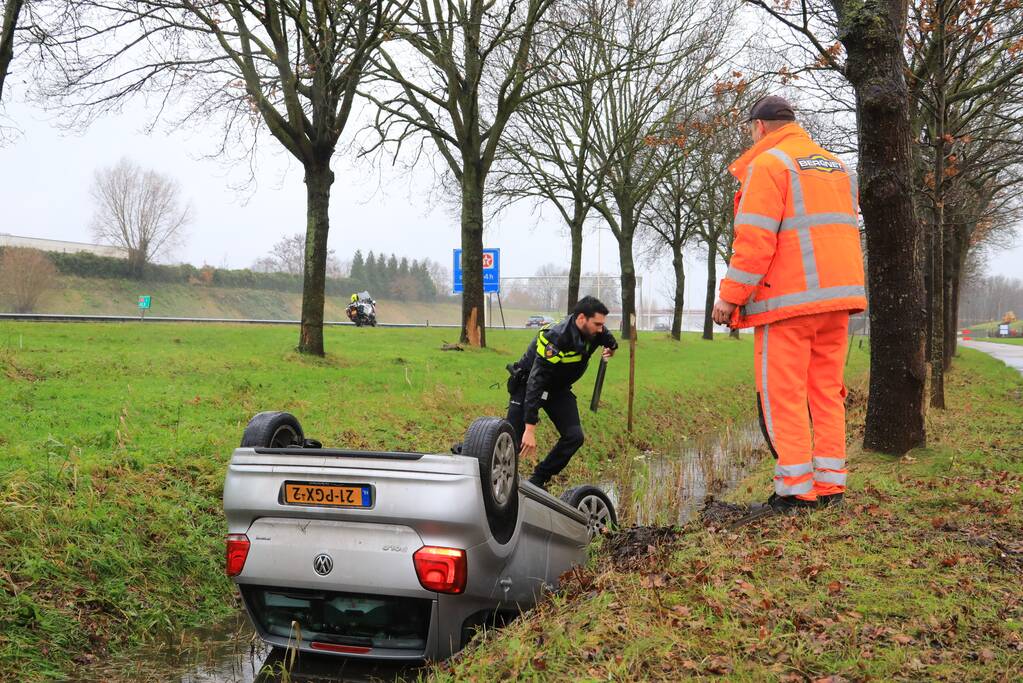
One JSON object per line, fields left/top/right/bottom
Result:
{"left": 527, "top": 472, "right": 549, "bottom": 491}
{"left": 751, "top": 493, "right": 818, "bottom": 516}
{"left": 817, "top": 493, "right": 844, "bottom": 508}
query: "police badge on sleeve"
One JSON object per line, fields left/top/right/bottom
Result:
{"left": 544, "top": 343, "right": 557, "bottom": 358}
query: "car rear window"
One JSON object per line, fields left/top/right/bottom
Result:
{"left": 243, "top": 586, "right": 432, "bottom": 651}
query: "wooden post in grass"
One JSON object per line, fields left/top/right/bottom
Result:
{"left": 628, "top": 314, "right": 637, "bottom": 432}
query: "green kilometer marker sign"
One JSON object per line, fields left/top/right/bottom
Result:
{"left": 138, "top": 296, "right": 151, "bottom": 309}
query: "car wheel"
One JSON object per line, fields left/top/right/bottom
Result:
{"left": 462, "top": 417, "right": 519, "bottom": 544}
{"left": 240, "top": 411, "right": 305, "bottom": 448}
{"left": 560, "top": 486, "right": 617, "bottom": 541}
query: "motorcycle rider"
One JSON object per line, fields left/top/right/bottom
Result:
{"left": 506, "top": 296, "right": 617, "bottom": 490}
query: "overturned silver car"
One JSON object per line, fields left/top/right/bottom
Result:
{"left": 222, "top": 412, "right": 616, "bottom": 661}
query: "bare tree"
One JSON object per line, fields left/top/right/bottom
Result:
{"left": 906, "top": 0, "right": 1023, "bottom": 399}
{"left": 253, "top": 233, "right": 342, "bottom": 277}
{"left": 585, "top": 0, "right": 737, "bottom": 338}
{"left": 0, "top": 0, "right": 25, "bottom": 102}
{"left": 90, "top": 158, "right": 191, "bottom": 278}
{"left": 0, "top": 246, "right": 57, "bottom": 312}
{"left": 40, "top": 0, "right": 405, "bottom": 355}
{"left": 363, "top": 0, "right": 600, "bottom": 347}
{"left": 491, "top": 0, "right": 618, "bottom": 314}
{"left": 638, "top": 136, "right": 698, "bottom": 340}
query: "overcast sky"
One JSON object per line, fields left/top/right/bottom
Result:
{"left": 1, "top": 92, "right": 1020, "bottom": 313}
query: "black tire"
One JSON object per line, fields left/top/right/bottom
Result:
{"left": 560, "top": 485, "right": 617, "bottom": 541}
{"left": 240, "top": 412, "right": 305, "bottom": 448}
{"left": 462, "top": 417, "right": 519, "bottom": 544}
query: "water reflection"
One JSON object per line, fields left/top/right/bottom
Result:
{"left": 603, "top": 422, "right": 766, "bottom": 526}
{"left": 73, "top": 613, "right": 422, "bottom": 683}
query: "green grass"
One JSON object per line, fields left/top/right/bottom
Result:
{"left": 0, "top": 321, "right": 764, "bottom": 681}
{"left": 436, "top": 348, "right": 1023, "bottom": 681}
{"left": 973, "top": 337, "right": 1023, "bottom": 346}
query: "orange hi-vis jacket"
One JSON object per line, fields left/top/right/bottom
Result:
{"left": 720, "top": 123, "right": 867, "bottom": 328}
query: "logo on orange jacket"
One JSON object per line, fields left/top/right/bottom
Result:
{"left": 795, "top": 154, "right": 843, "bottom": 173}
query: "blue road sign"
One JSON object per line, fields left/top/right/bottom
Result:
{"left": 453, "top": 248, "right": 500, "bottom": 294}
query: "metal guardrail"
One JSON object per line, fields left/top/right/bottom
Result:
{"left": 0, "top": 313, "right": 461, "bottom": 328}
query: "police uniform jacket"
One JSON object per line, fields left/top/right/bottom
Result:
{"left": 513, "top": 316, "right": 617, "bottom": 425}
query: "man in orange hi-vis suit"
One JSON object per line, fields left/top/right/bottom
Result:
{"left": 712, "top": 96, "right": 866, "bottom": 514}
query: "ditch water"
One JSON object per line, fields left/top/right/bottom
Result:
{"left": 606, "top": 421, "right": 767, "bottom": 527}
{"left": 81, "top": 422, "right": 766, "bottom": 682}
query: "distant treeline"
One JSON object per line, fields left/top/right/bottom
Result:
{"left": 348, "top": 250, "right": 438, "bottom": 302}
{"left": 960, "top": 275, "right": 1023, "bottom": 326}
{"left": 0, "top": 247, "right": 357, "bottom": 296}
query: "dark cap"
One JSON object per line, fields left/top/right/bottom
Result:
{"left": 745, "top": 95, "right": 796, "bottom": 123}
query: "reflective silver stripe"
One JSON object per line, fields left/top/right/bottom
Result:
{"left": 814, "top": 456, "right": 847, "bottom": 470}
{"left": 814, "top": 470, "right": 847, "bottom": 486}
{"left": 761, "top": 325, "right": 774, "bottom": 442}
{"left": 767, "top": 148, "right": 818, "bottom": 289}
{"left": 845, "top": 161, "right": 859, "bottom": 213}
{"left": 726, "top": 266, "right": 763, "bottom": 286}
{"left": 735, "top": 212, "right": 781, "bottom": 233}
{"left": 744, "top": 285, "right": 866, "bottom": 316}
{"left": 779, "top": 213, "right": 859, "bottom": 231}
{"left": 775, "top": 462, "right": 814, "bottom": 477}
{"left": 775, "top": 478, "right": 813, "bottom": 496}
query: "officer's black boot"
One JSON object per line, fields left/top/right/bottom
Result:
{"left": 527, "top": 472, "right": 549, "bottom": 490}
{"left": 817, "top": 492, "right": 844, "bottom": 508}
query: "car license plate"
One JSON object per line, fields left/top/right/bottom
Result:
{"left": 282, "top": 482, "right": 372, "bottom": 508}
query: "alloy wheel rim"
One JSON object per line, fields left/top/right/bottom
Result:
{"left": 491, "top": 432, "right": 516, "bottom": 506}
{"left": 579, "top": 494, "right": 612, "bottom": 539}
{"left": 270, "top": 425, "right": 299, "bottom": 448}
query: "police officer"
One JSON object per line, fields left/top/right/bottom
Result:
{"left": 506, "top": 296, "right": 618, "bottom": 489}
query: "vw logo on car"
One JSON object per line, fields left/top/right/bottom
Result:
{"left": 312, "top": 553, "right": 333, "bottom": 576}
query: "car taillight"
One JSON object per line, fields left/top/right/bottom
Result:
{"left": 413, "top": 546, "right": 467, "bottom": 594}
{"left": 225, "top": 534, "right": 250, "bottom": 577}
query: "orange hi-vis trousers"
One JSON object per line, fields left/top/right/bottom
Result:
{"left": 754, "top": 310, "right": 850, "bottom": 500}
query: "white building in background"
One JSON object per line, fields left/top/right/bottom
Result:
{"left": 0, "top": 233, "right": 129, "bottom": 259}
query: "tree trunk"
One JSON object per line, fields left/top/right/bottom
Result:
{"left": 703, "top": 235, "right": 716, "bottom": 340}
{"left": 298, "top": 162, "right": 335, "bottom": 356}
{"left": 671, "top": 250, "right": 685, "bottom": 341}
{"left": 943, "top": 229, "right": 967, "bottom": 370}
{"left": 460, "top": 166, "right": 487, "bottom": 347}
{"left": 617, "top": 232, "right": 637, "bottom": 340}
{"left": 0, "top": 0, "right": 24, "bottom": 102}
{"left": 928, "top": 0, "right": 946, "bottom": 409}
{"left": 838, "top": 0, "right": 927, "bottom": 453}
{"left": 567, "top": 209, "right": 584, "bottom": 314}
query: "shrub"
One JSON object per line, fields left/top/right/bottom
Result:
{"left": 0, "top": 247, "right": 59, "bottom": 313}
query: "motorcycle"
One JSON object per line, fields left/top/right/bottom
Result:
{"left": 346, "top": 296, "right": 377, "bottom": 327}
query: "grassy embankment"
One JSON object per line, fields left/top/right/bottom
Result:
{"left": 438, "top": 349, "right": 1023, "bottom": 681}
{"left": 19, "top": 274, "right": 546, "bottom": 326}
{"left": 0, "top": 321, "right": 761, "bottom": 681}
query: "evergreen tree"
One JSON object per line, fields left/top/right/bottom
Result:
{"left": 399, "top": 257, "right": 410, "bottom": 279}
{"left": 365, "top": 251, "right": 378, "bottom": 293}
{"left": 350, "top": 250, "right": 366, "bottom": 289}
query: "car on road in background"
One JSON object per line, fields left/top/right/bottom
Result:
{"left": 525, "top": 314, "right": 555, "bottom": 328}
{"left": 223, "top": 412, "right": 616, "bottom": 661}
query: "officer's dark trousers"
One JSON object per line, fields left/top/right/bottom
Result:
{"left": 506, "top": 387, "right": 584, "bottom": 482}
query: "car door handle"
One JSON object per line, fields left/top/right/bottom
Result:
{"left": 499, "top": 577, "right": 513, "bottom": 591}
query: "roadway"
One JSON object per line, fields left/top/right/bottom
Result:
{"left": 961, "top": 340, "right": 1023, "bottom": 376}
